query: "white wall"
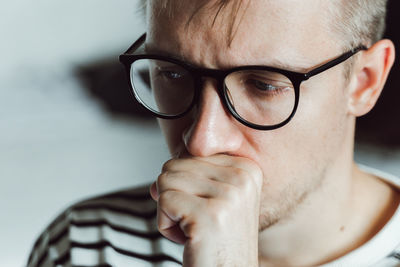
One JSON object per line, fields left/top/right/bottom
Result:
{"left": 0, "top": 1, "right": 170, "bottom": 266}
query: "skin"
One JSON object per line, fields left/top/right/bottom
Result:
{"left": 145, "top": 0, "right": 398, "bottom": 266}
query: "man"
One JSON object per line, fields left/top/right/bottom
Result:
{"left": 28, "top": 0, "right": 399, "bottom": 266}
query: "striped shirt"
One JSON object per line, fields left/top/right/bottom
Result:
{"left": 27, "top": 166, "right": 400, "bottom": 267}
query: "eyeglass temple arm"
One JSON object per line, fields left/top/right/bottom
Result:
{"left": 304, "top": 46, "right": 368, "bottom": 80}
{"left": 123, "top": 33, "right": 147, "bottom": 54}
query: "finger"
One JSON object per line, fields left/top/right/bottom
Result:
{"left": 199, "top": 155, "right": 263, "bottom": 193}
{"left": 196, "top": 154, "right": 262, "bottom": 180}
{"left": 171, "top": 154, "right": 262, "bottom": 185}
{"left": 157, "top": 170, "right": 222, "bottom": 199}
{"left": 162, "top": 157, "right": 217, "bottom": 172}
{"left": 160, "top": 156, "right": 263, "bottom": 197}
{"left": 150, "top": 182, "right": 158, "bottom": 200}
{"left": 162, "top": 157, "right": 251, "bottom": 186}
{"left": 157, "top": 208, "right": 186, "bottom": 244}
{"left": 157, "top": 190, "right": 204, "bottom": 240}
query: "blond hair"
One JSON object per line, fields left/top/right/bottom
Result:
{"left": 330, "top": 0, "right": 388, "bottom": 50}
{"left": 139, "top": 0, "right": 388, "bottom": 49}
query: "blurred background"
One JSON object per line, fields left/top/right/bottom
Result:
{"left": 1, "top": 1, "right": 170, "bottom": 266}
{"left": 0, "top": 1, "right": 398, "bottom": 266}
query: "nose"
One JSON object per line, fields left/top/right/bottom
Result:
{"left": 182, "top": 79, "right": 243, "bottom": 157}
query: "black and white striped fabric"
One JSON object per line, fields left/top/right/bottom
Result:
{"left": 27, "top": 184, "right": 184, "bottom": 267}
{"left": 27, "top": 166, "right": 400, "bottom": 267}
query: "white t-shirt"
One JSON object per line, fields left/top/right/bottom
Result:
{"left": 27, "top": 166, "right": 400, "bottom": 267}
{"left": 322, "top": 165, "right": 400, "bottom": 267}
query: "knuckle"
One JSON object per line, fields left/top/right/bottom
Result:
{"left": 157, "top": 171, "right": 170, "bottom": 188}
{"left": 161, "top": 159, "right": 175, "bottom": 172}
{"left": 230, "top": 168, "right": 255, "bottom": 192}
{"left": 230, "top": 167, "right": 248, "bottom": 181}
{"left": 207, "top": 199, "right": 229, "bottom": 228}
{"left": 157, "top": 191, "right": 169, "bottom": 205}
{"left": 158, "top": 190, "right": 175, "bottom": 206}
{"left": 239, "top": 175, "right": 256, "bottom": 194}
{"left": 220, "top": 183, "right": 240, "bottom": 203}
{"left": 234, "top": 157, "right": 262, "bottom": 180}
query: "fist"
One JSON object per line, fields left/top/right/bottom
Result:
{"left": 150, "top": 154, "right": 263, "bottom": 267}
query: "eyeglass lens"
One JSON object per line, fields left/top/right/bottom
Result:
{"left": 130, "top": 59, "right": 296, "bottom": 127}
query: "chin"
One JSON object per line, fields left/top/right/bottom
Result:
{"left": 258, "top": 170, "right": 327, "bottom": 231}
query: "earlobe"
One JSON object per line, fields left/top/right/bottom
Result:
{"left": 348, "top": 39, "right": 395, "bottom": 117}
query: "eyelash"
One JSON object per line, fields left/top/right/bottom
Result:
{"left": 245, "top": 79, "right": 290, "bottom": 97}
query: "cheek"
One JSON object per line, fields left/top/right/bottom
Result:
{"left": 297, "top": 76, "right": 349, "bottom": 160}
{"left": 298, "top": 73, "right": 349, "bottom": 141}
{"left": 252, "top": 74, "right": 350, "bottom": 193}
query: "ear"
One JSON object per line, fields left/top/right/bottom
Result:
{"left": 347, "top": 39, "right": 395, "bottom": 117}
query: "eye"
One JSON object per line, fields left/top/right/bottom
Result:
{"left": 246, "top": 78, "right": 290, "bottom": 96}
{"left": 160, "top": 70, "right": 183, "bottom": 80}
{"left": 250, "top": 79, "right": 280, "bottom": 91}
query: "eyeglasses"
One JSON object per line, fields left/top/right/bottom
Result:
{"left": 119, "top": 33, "right": 366, "bottom": 130}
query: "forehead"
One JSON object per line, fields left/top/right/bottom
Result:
{"left": 146, "top": 0, "right": 337, "bottom": 70}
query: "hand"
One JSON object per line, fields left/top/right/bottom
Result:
{"left": 150, "top": 154, "right": 263, "bottom": 267}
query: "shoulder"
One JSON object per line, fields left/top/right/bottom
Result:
{"left": 27, "top": 184, "right": 182, "bottom": 267}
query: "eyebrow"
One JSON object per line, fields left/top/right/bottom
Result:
{"left": 145, "top": 45, "right": 190, "bottom": 63}
{"left": 144, "top": 44, "right": 310, "bottom": 73}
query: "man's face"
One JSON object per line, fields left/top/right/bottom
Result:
{"left": 146, "top": 0, "right": 352, "bottom": 229}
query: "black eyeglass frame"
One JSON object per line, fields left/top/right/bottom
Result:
{"left": 119, "top": 33, "right": 367, "bottom": 130}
